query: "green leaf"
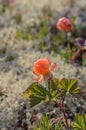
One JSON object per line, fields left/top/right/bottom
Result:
{"left": 30, "top": 95, "right": 47, "bottom": 107}
{"left": 40, "top": 115, "right": 51, "bottom": 130}
{"left": 15, "top": 27, "right": 30, "bottom": 40}
{"left": 22, "top": 78, "right": 80, "bottom": 107}
{"left": 47, "top": 79, "right": 60, "bottom": 99}
{"left": 53, "top": 78, "right": 59, "bottom": 87}
{"left": 22, "top": 79, "right": 60, "bottom": 107}
{"left": 55, "top": 122, "right": 64, "bottom": 130}
{"left": 22, "top": 83, "right": 49, "bottom": 107}
{"left": 33, "top": 115, "right": 64, "bottom": 130}
{"left": 33, "top": 115, "right": 52, "bottom": 130}
{"left": 73, "top": 114, "right": 86, "bottom": 130}
{"left": 36, "top": 20, "right": 49, "bottom": 39}
{"left": 58, "top": 78, "right": 80, "bottom": 95}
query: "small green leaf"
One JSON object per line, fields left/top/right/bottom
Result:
{"left": 55, "top": 122, "right": 64, "bottom": 130}
{"left": 36, "top": 20, "right": 49, "bottom": 39}
{"left": 22, "top": 80, "right": 60, "bottom": 107}
{"left": 53, "top": 78, "right": 59, "bottom": 87}
{"left": 15, "top": 26, "right": 31, "bottom": 40}
{"left": 58, "top": 78, "right": 80, "bottom": 95}
{"left": 33, "top": 115, "right": 64, "bottom": 130}
{"left": 30, "top": 95, "right": 47, "bottom": 107}
{"left": 47, "top": 79, "right": 60, "bottom": 99}
{"left": 40, "top": 115, "right": 51, "bottom": 130}
{"left": 73, "top": 114, "right": 86, "bottom": 130}
{"left": 5, "top": 55, "right": 15, "bottom": 62}
{"left": 22, "top": 83, "right": 49, "bottom": 107}
{"left": 33, "top": 115, "right": 52, "bottom": 130}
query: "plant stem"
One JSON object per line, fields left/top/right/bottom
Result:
{"left": 61, "top": 96, "right": 70, "bottom": 130}
{"left": 63, "top": 32, "right": 68, "bottom": 47}
{"left": 51, "top": 79, "right": 70, "bottom": 129}
{"left": 72, "top": 49, "right": 83, "bottom": 65}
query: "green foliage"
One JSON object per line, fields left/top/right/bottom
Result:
{"left": 38, "top": 40, "right": 46, "bottom": 51}
{"left": 58, "top": 78, "right": 80, "bottom": 96}
{"left": 60, "top": 49, "right": 70, "bottom": 62}
{"left": 35, "top": 20, "right": 50, "bottom": 51}
{"left": 57, "top": 32, "right": 65, "bottom": 45}
{"left": 33, "top": 115, "right": 64, "bottom": 130}
{"left": 33, "top": 115, "right": 51, "bottom": 130}
{"left": 54, "top": 122, "right": 64, "bottom": 130}
{"left": 73, "top": 114, "right": 86, "bottom": 130}
{"left": 5, "top": 55, "right": 15, "bottom": 62}
{"left": 15, "top": 26, "right": 31, "bottom": 40}
{"left": 22, "top": 81, "right": 59, "bottom": 107}
{"left": 36, "top": 20, "right": 49, "bottom": 39}
{"left": 22, "top": 78, "right": 80, "bottom": 107}
{"left": 15, "top": 27, "right": 28, "bottom": 40}
{"left": 60, "top": 47, "right": 76, "bottom": 63}
{"left": 22, "top": 83, "right": 48, "bottom": 107}
{"left": 47, "top": 80, "right": 60, "bottom": 99}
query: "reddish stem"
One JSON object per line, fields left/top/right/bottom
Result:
{"left": 51, "top": 80, "right": 70, "bottom": 129}
{"left": 61, "top": 96, "right": 70, "bottom": 130}
{"left": 71, "top": 49, "right": 83, "bottom": 65}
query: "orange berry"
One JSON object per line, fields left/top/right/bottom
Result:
{"left": 33, "top": 58, "right": 51, "bottom": 75}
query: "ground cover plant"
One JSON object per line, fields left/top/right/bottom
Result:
{"left": 22, "top": 58, "right": 86, "bottom": 130}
